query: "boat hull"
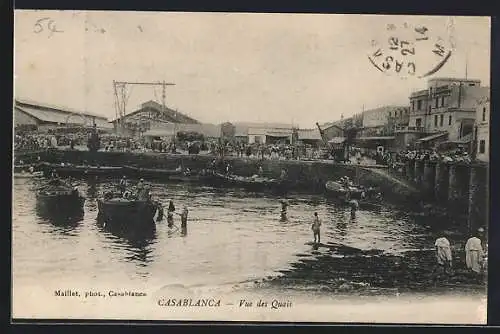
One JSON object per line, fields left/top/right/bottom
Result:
{"left": 36, "top": 192, "right": 85, "bottom": 219}
{"left": 124, "top": 165, "right": 183, "bottom": 180}
{"left": 40, "top": 163, "right": 123, "bottom": 179}
{"left": 211, "top": 173, "right": 289, "bottom": 193}
{"left": 97, "top": 199, "right": 158, "bottom": 228}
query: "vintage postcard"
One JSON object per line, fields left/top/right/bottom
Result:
{"left": 12, "top": 11, "right": 490, "bottom": 324}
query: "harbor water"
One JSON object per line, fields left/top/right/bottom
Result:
{"left": 12, "top": 176, "right": 487, "bottom": 322}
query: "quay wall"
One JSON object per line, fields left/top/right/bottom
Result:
{"left": 18, "top": 149, "right": 489, "bottom": 230}
{"left": 31, "top": 149, "right": 420, "bottom": 204}
{"left": 401, "top": 159, "right": 489, "bottom": 231}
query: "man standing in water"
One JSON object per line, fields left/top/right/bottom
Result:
{"left": 312, "top": 212, "right": 321, "bottom": 244}
{"left": 179, "top": 206, "right": 189, "bottom": 236}
{"left": 349, "top": 199, "right": 359, "bottom": 220}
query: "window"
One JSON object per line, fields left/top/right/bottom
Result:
{"left": 254, "top": 136, "right": 261, "bottom": 144}
{"left": 469, "top": 83, "right": 476, "bottom": 87}
{"left": 482, "top": 107, "right": 486, "bottom": 121}
{"left": 479, "top": 140, "right": 486, "bottom": 154}
{"left": 434, "top": 115, "right": 438, "bottom": 127}
{"left": 435, "top": 97, "right": 439, "bottom": 108}
{"left": 448, "top": 115, "right": 452, "bottom": 125}
{"left": 415, "top": 118, "right": 422, "bottom": 128}
{"left": 417, "top": 100, "right": 422, "bottom": 110}
{"left": 441, "top": 96, "right": 445, "bottom": 107}
{"left": 440, "top": 114, "right": 444, "bottom": 127}
{"left": 411, "top": 101, "right": 415, "bottom": 111}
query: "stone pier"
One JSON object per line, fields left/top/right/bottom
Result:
{"left": 434, "top": 163, "right": 450, "bottom": 204}
{"left": 414, "top": 160, "right": 424, "bottom": 184}
{"left": 448, "top": 164, "right": 471, "bottom": 216}
{"left": 468, "top": 164, "right": 488, "bottom": 231}
{"left": 423, "top": 161, "right": 436, "bottom": 199}
{"left": 406, "top": 160, "right": 415, "bottom": 181}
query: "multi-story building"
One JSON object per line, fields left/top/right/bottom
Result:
{"left": 475, "top": 96, "right": 490, "bottom": 162}
{"left": 405, "top": 78, "right": 488, "bottom": 146}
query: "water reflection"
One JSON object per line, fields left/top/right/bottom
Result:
{"left": 35, "top": 200, "right": 84, "bottom": 229}
{"left": 97, "top": 217, "right": 156, "bottom": 265}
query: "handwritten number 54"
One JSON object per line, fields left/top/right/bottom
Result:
{"left": 34, "top": 18, "right": 62, "bottom": 35}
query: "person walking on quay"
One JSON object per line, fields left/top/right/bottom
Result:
{"left": 465, "top": 228, "right": 486, "bottom": 276}
{"left": 312, "top": 212, "right": 322, "bottom": 244}
{"left": 433, "top": 236, "right": 453, "bottom": 279}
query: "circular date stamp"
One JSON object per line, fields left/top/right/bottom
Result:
{"left": 368, "top": 22, "right": 454, "bottom": 79}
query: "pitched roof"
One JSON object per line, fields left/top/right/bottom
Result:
{"left": 15, "top": 105, "right": 113, "bottom": 129}
{"left": 15, "top": 99, "right": 108, "bottom": 119}
{"left": 113, "top": 100, "right": 199, "bottom": 124}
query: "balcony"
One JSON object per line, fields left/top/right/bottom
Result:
{"left": 395, "top": 125, "right": 426, "bottom": 133}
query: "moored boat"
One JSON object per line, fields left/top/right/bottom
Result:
{"left": 36, "top": 178, "right": 85, "bottom": 214}
{"left": 124, "top": 165, "right": 183, "bottom": 180}
{"left": 212, "top": 172, "right": 289, "bottom": 192}
{"left": 324, "top": 180, "right": 364, "bottom": 199}
{"left": 97, "top": 197, "right": 158, "bottom": 228}
{"left": 40, "top": 162, "right": 123, "bottom": 178}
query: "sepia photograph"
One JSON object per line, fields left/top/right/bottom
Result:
{"left": 12, "top": 11, "right": 490, "bottom": 324}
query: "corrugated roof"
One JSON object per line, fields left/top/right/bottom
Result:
{"left": 15, "top": 106, "right": 113, "bottom": 129}
{"left": 15, "top": 99, "right": 107, "bottom": 119}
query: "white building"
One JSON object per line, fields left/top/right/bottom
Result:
{"left": 475, "top": 96, "right": 490, "bottom": 162}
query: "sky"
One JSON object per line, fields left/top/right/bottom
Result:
{"left": 14, "top": 11, "right": 490, "bottom": 128}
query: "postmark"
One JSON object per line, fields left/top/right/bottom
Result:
{"left": 368, "top": 21, "right": 454, "bottom": 79}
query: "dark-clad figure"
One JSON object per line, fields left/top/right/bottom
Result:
{"left": 180, "top": 206, "right": 189, "bottom": 236}
{"left": 312, "top": 212, "right": 321, "bottom": 244}
{"left": 119, "top": 176, "right": 128, "bottom": 194}
{"left": 280, "top": 200, "right": 288, "bottom": 222}
{"left": 168, "top": 200, "right": 176, "bottom": 213}
{"left": 167, "top": 211, "right": 174, "bottom": 228}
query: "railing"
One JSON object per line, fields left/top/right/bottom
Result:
{"left": 395, "top": 126, "right": 426, "bottom": 133}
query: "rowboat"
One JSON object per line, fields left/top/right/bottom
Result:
{"left": 97, "top": 197, "right": 158, "bottom": 229}
{"left": 36, "top": 179, "right": 85, "bottom": 217}
{"left": 40, "top": 162, "right": 123, "bottom": 178}
{"left": 123, "top": 165, "right": 183, "bottom": 180}
{"left": 212, "top": 172, "right": 289, "bottom": 192}
{"left": 325, "top": 180, "right": 364, "bottom": 199}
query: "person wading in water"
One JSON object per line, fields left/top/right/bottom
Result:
{"left": 179, "top": 206, "right": 189, "bottom": 236}
{"left": 312, "top": 212, "right": 321, "bottom": 244}
{"left": 167, "top": 200, "right": 175, "bottom": 228}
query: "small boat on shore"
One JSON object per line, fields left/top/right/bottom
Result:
{"left": 14, "top": 171, "right": 44, "bottom": 178}
{"left": 342, "top": 198, "right": 383, "bottom": 211}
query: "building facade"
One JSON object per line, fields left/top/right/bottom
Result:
{"left": 14, "top": 99, "right": 112, "bottom": 132}
{"left": 112, "top": 100, "right": 199, "bottom": 136}
{"left": 407, "top": 78, "right": 487, "bottom": 142}
{"left": 475, "top": 97, "right": 490, "bottom": 162}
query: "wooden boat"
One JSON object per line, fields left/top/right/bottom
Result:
{"left": 97, "top": 196, "right": 158, "bottom": 228}
{"left": 36, "top": 179, "right": 85, "bottom": 215}
{"left": 212, "top": 172, "right": 289, "bottom": 192}
{"left": 325, "top": 180, "right": 364, "bottom": 199}
{"left": 123, "top": 165, "right": 183, "bottom": 180}
{"left": 40, "top": 162, "right": 123, "bottom": 178}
